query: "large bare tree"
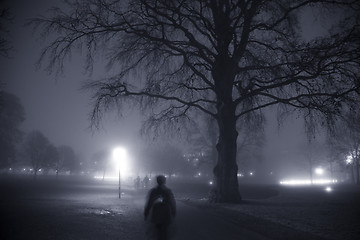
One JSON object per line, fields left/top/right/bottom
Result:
{"left": 33, "top": 0, "right": 360, "bottom": 202}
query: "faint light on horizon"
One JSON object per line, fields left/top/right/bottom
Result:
{"left": 94, "top": 176, "right": 119, "bottom": 181}
{"left": 279, "top": 179, "right": 338, "bottom": 186}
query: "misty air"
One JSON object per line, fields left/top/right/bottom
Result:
{"left": 0, "top": 1, "right": 359, "bottom": 240}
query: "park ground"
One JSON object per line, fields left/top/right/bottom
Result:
{"left": 0, "top": 176, "right": 359, "bottom": 240}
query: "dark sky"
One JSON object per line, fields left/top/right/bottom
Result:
{"left": 1, "top": 0, "right": 334, "bottom": 175}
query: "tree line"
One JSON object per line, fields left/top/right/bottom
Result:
{"left": 0, "top": 91, "right": 80, "bottom": 179}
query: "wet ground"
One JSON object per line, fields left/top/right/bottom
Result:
{"left": 0, "top": 176, "right": 358, "bottom": 240}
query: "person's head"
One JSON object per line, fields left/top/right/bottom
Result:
{"left": 156, "top": 175, "right": 166, "bottom": 186}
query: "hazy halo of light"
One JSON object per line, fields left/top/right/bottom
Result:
{"left": 279, "top": 179, "right": 338, "bottom": 185}
{"left": 325, "top": 186, "right": 333, "bottom": 192}
{"left": 315, "top": 167, "right": 324, "bottom": 175}
{"left": 111, "top": 146, "right": 131, "bottom": 179}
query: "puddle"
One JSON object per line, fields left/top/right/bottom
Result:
{"left": 76, "top": 208, "right": 122, "bottom": 216}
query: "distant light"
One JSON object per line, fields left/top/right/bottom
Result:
{"left": 9, "top": 168, "right": 12, "bottom": 171}
{"left": 39, "top": 169, "right": 42, "bottom": 172}
{"left": 237, "top": 173, "right": 244, "bottom": 177}
{"left": 280, "top": 179, "right": 338, "bottom": 186}
{"left": 94, "top": 176, "right": 118, "bottom": 181}
{"left": 346, "top": 155, "right": 353, "bottom": 165}
{"left": 315, "top": 168, "right": 324, "bottom": 175}
{"left": 249, "top": 172, "right": 253, "bottom": 176}
{"left": 209, "top": 181, "right": 213, "bottom": 185}
{"left": 23, "top": 168, "right": 26, "bottom": 171}
{"left": 325, "top": 186, "right": 332, "bottom": 192}
{"left": 30, "top": 168, "right": 33, "bottom": 171}
{"left": 198, "top": 172, "right": 201, "bottom": 176}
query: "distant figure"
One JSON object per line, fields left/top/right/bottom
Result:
{"left": 143, "top": 175, "right": 150, "bottom": 189}
{"left": 134, "top": 176, "right": 141, "bottom": 190}
{"left": 144, "top": 175, "right": 176, "bottom": 240}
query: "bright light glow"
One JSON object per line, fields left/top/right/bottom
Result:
{"left": 279, "top": 179, "right": 338, "bottom": 186}
{"left": 39, "top": 169, "right": 42, "bottom": 172}
{"left": 209, "top": 181, "right": 213, "bottom": 185}
{"left": 315, "top": 168, "right": 324, "bottom": 175}
{"left": 346, "top": 155, "right": 353, "bottom": 165}
{"left": 237, "top": 173, "right": 244, "bottom": 177}
{"left": 249, "top": 172, "right": 254, "bottom": 176}
{"left": 113, "top": 147, "right": 127, "bottom": 161}
{"left": 112, "top": 147, "right": 129, "bottom": 178}
{"left": 325, "top": 186, "right": 332, "bottom": 192}
{"left": 198, "top": 172, "right": 201, "bottom": 176}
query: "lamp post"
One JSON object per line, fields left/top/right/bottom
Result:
{"left": 113, "top": 147, "right": 126, "bottom": 199}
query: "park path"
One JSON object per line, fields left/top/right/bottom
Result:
{"left": 131, "top": 190, "right": 270, "bottom": 240}
{"left": 1, "top": 178, "right": 270, "bottom": 240}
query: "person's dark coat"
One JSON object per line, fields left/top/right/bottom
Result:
{"left": 144, "top": 184, "right": 176, "bottom": 224}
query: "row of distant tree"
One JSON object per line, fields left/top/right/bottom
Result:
{"left": 0, "top": 91, "right": 81, "bottom": 179}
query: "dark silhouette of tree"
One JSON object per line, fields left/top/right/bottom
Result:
{"left": 0, "top": 6, "right": 12, "bottom": 57}
{"left": 56, "top": 145, "right": 79, "bottom": 177}
{"left": 22, "top": 130, "right": 58, "bottom": 179}
{"left": 0, "top": 91, "right": 25, "bottom": 169}
{"left": 33, "top": 0, "right": 360, "bottom": 202}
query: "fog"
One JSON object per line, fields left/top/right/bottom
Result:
{"left": 0, "top": 0, "right": 346, "bottom": 184}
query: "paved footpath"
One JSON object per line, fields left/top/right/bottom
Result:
{"left": 132, "top": 191, "right": 270, "bottom": 240}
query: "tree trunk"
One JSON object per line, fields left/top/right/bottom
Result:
{"left": 33, "top": 169, "right": 37, "bottom": 180}
{"left": 213, "top": 100, "right": 241, "bottom": 203}
{"left": 356, "top": 158, "right": 360, "bottom": 185}
{"left": 350, "top": 164, "right": 355, "bottom": 184}
{"left": 211, "top": 52, "right": 241, "bottom": 203}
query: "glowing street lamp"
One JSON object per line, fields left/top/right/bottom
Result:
{"left": 113, "top": 147, "right": 127, "bottom": 199}
{"left": 315, "top": 167, "right": 324, "bottom": 175}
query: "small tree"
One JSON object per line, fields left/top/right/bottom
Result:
{"left": 0, "top": 92, "right": 25, "bottom": 169}
{"left": 23, "top": 131, "right": 57, "bottom": 179}
{"left": 90, "top": 149, "right": 110, "bottom": 180}
{"left": 56, "top": 145, "right": 78, "bottom": 177}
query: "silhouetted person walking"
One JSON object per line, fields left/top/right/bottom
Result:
{"left": 144, "top": 175, "right": 176, "bottom": 240}
{"left": 143, "top": 175, "right": 150, "bottom": 189}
